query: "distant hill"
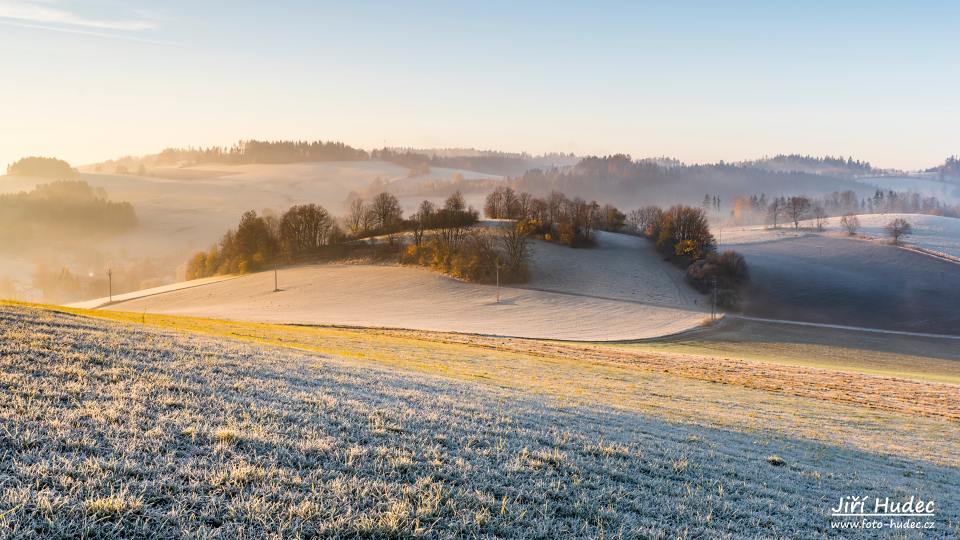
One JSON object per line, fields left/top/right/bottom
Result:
{"left": 87, "top": 140, "right": 370, "bottom": 173}
{"left": 739, "top": 154, "right": 876, "bottom": 177}
{"left": 926, "top": 156, "right": 960, "bottom": 183}
{"left": 510, "top": 154, "right": 872, "bottom": 208}
{"left": 6, "top": 156, "right": 77, "bottom": 179}
{"left": 85, "top": 141, "right": 577, "bottom": 178}
{"left": 374, "top": 147, "right": 579, "bottom": 176}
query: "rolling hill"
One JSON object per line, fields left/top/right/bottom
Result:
{"left": 3, "top": 302, "right": 958, "bottom": 537}
{"left": 0, "top": 161, "right": 504, "bottom": 298}
{"left": 726, "top": 234, "right": 960, "bottom": 335}
{"left": 71, "top": 232, "right": 707, "bottom": 340}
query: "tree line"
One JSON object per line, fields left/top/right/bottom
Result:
{"left": 186, "top": 191, "right": 533, "bottom": 284}
{"left": 156, "top": 140, "right": 370, "bottom": 165}
{"left": 739, "top": 154, "right": 875, "bottom": 177}
{"left": 507, "top": 154, "right": 867, "bottom": 210}
{"left": 6, "top": 157, "right": 78, "bottom": 179}
{"left": 729, "top": 189, "right": 960, "bottom": 229}
{"left": 187, "top": 185, "right": 748, "bottom": 308}
{"left": 0, "top": 181, "right": 137, "bottom": 252}
{"left": 622, "top": 204, "right": 748, "bottom": 309}
{"left": 926, "top": 156, "right": 960, "bottom": 180}
{"left": 484, "top": 186, "right": 625, "bottom": 247}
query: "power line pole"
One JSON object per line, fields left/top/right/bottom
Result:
{"left": 107, "top": 268, "right": 113, "bottom": 303}
{"left": 711, "top": 275, "right": 717, "bottom": 321}
{"left": 495, "top": 258, "right": 501, "bottom": 303}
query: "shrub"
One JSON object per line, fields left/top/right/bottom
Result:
{"left": 840, "top": 213, "right": 860, "bottom": 235}
{"left": 654, "top": 205, "right": 715, "bottom": 264}
{"left": 686, "top": 251, "right": 749, "bottom": 310}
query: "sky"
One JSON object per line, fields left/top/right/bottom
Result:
{"left": 1, "top": 0, "right": 958, "bottom": 171}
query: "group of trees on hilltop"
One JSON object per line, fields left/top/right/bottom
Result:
{"left": 484, "top": 186, "right": 625, "bottom": 247}
{"left": 187, "top": 204, "right": 344, "bottom": 278}
{"left": 728, "top": 189, "right": 959, "bottom": 228}
{"left": 96, "top": 140, "right": 371, "bottom": 172}
{"left": 403, "top": 193, "right": 527, "bottom": 283}
{"left": 185, "top": 184, "right": 747, "bottom": 305}
{"left": 621, "top": 203, "right": 747, "bottom": 309}
{"left": 187, "top": 190, "right": 517, "bottom": 282}
{"left": 6, "top": 157, "right": 77, "bottom": 179}
{"left": 0, "top": 181, "right": 136, "bottom": 251}
{"left": 740, "top": 154, "right": 874, "bottom": 177}
{"left": 926, "top": 156, "right": 960, "bottom": 181}
{"left": 508, "top": 155, "right": 865, "bottom": 209}
{"left": 372, "top": 148, "right": 579, "bottom": 177}
{"left": 345, "top": 192, "right": 408, "bottom": 238}
{"left": 155, "top": 140, "right": 370, "bottom": 165}
{"left": 91, "top": 141, "right": 574, "bottom": 179}
{"left": 649, "top": 205, "right": 716, "bottom": 261}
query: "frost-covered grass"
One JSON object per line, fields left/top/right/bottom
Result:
{"left": 722, "top": 213, "right": 960, "bottom": 260}
{"left": 1, "top": 305, "right": 959, "bottom": 537}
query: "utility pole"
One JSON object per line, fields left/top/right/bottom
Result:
{"left": 711, "top": 275, "right": 717, "bottom": 321}
{"left": 495, "top": 257, "right": 501, "bottom": 303}
{"left": 107, "top": 268, "right": 113, "bottom": 303}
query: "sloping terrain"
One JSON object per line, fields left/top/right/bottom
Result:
{"left": 728, "top": 235, "right": 960, "bottom": 335}
{"left": 75, "top": 232, "right": 705, "bottom": 340}
{"left": 857, "top": 175, "right": 960, "bottom": 204}
{"left": 85, "top": 264, "right": 703, "bottom": 341}
{"left": 525, "top": 232, "right": 701, "bottom": 307}
{"left": 0, "top": 161, "right": 502, "bottom": 292}
{"left": 723, "top": 213, "right": 960, "bottom": 259}
{"left": 2, "top": 304, "right": 958, "bottom": 537}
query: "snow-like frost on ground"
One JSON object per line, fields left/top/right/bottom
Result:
{"left": 77, "top": 232, "right": 707, "bottom": 340}
{"left": 2, "top": 305, "right": 957, "bottom": 538}
{"left": 722, "top": 213, "right": 960, "bottom": 259}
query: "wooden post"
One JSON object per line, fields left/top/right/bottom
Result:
{"left": 495, "top": 258, "right": 500, "bottom": 303}
{"left": 711, "top": 276, "right": 717, "bottom": 320}
{"left": 107, "top": 268, "right": 113, "bottom": 303}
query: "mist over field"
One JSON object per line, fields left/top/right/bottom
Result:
{"left": 3, "top": 1, "right": 960, "bottom": 537}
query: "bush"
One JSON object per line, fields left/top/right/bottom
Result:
{"left": 402, "top": 227, "right": 528, "bottom": 284}
{"left": 653, "top": 205, "right": 715, "bottom": 264}
{"left": 686, "top": 251, "right": 749, "bottom": 310}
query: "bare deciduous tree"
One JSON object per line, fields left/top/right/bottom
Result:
{"left": 885, "top": 218, "right": 912, "bottom": 245}
{"left": 412, "top": 200, "right": 435, "bottom": 247}
{"left": 280, "top": 204, "right": 335, "bottom": 257}
{"left": 840, "top": 213, "right": 860, "bottom": 236}
{"left": 785, "top": 196, "right": 811, "bottom": 229}
{"left": 345, "top": 197, "right": 368, "bottom": 237}
{"left": 369, "top": 192, "right": 403, "bottom": 233}
{"left": 501, "top": 220, "right": 531, "bottom": 275}
{"left": 813, "top": 204, "right": 827, "bottom": 231}
{"left": 627, "top": 206, "right": 663, "bottom": 236}
{"left": 767, "top": 198, "right": 784, "bottom": 228}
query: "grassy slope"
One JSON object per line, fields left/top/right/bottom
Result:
{"left": 8, "top": 301, "right": 960, "bottom": 462}
{"left": 2, "top": 304, "right": 959, "bottom": 538}
{"left": 726, "top": 235, "right": 960, "bottom": 335}
{"left": 614, "top": 318, "right": 960, "bottom": 384}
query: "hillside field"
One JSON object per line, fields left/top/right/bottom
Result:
{"left": 2, "top": 303, "right": 958, "bottom": 537}
{"left": 72, "top": 232, "right": 706, "bottom": 341}
{"left": 726, "top": 235, "right": 960, "bottom": 335}
{"left": 722, "top": 213, "right": 960, "bottom": 260}
{"left": 0, "top": 161, "right": 500, "bottom": 294}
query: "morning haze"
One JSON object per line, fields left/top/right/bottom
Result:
{"left": 1, "top": 1, "right": 959, "bottom": 537}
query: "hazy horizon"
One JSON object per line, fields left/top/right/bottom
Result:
{"left": 2, "top": 0, "right": 958, "bottom": 172}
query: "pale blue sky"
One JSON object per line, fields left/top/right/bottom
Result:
{"left": 1, "top": 0, "right": 957, "bottom": 170}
